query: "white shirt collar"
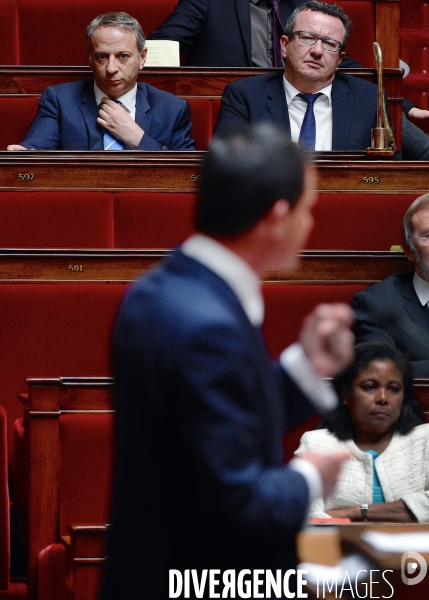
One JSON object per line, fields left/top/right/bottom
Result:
{"left": 181, "top": 233, "right": 264, "bottom": 326}
{"left": 283, "top": 75, "right": 332, "bottom": 107}
{"left": 413, "top": 272, "right": 429, "bottom": 306}
{"left": 93, "top": 82, "right": 137, "bottom": 116}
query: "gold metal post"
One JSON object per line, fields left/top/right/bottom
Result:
{"left": 366, "top": 41, "right": 396, "bottom": 157}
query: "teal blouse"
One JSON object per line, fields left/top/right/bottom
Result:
{"left": 365, "top": 449, "right": 385, "bottom": 503}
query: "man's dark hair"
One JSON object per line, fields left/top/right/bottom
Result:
{"left": 197, "top": 124, "right": 307, "bottom": 236}
{"left": 87, "top": 12, "right": 146, "bottom": 56}
{"left": 320, "top": 341, "right": 424, "bottom": 440}
{"left": 284, "top": 1, "right": 352, "bottom": 50}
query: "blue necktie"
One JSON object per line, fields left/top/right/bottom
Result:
{"left": 102, "top": 99, "right": 125, "bottom": 150}
{"left": 297, "top": 92, "right": 322, "bottom": 150}
{"left": 103, "top": 130, "right": 124, "bottom": 151}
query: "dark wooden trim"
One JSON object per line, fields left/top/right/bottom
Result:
{"left": 0, "top": 153, "right": 427, "bottom": 192}
{"left": 0, "top": 249, "right": 413, "bottom": 284}
{"left": 0, "top": 66, "right": 402, "bottom": 97}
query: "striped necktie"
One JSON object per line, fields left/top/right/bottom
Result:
{"left": 103, "top": 131, "right": 124, "bottom": 151}
{"left": 102, "top": 99, "right": 125, "bottom": 150}
{"left": 268, "top": 0, "right": 284, "bottom": 68}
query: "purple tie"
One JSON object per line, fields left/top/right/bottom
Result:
{"left": 269, "top": 0, "right": 284, "bottom": 68}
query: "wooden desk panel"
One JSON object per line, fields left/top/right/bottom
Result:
{"left": 0, "top": 151, "right": 202, "bottom": 192}
{"left": 21, "top": 377, "right": 114, "bottom": 600}
{"left": 0, "top": 153, "right": 427, "bottom": 193}
{"left": 0, "top": 249, "right": 412, "bottom": 283}
{"left": 0, "top": 66, "right": 402, "bottom": 98}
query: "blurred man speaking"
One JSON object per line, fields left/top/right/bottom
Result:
{"left": 102, "top": 124, "right": 352, "bottom": 599}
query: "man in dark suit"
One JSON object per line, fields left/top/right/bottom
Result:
{"left": 215, "top": 2, "right": 382, "bottom": 151}
{"left": 352, "top": 194, "right": 429, "bottom": 378}
{"left": 102, "top": 124, "right": 353, "bottom": 599}
{"left": 149, "top": 0, "right": 305, "bottom": 67}
{"left": 150, "top": 0, "right": 429, "bottom": 157}
{"left": 7, "top": 12, "right": 195, "bottom": 151}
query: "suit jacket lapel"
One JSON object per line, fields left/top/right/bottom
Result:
{"left": 79, "top": 81, "right": 104, "bottom": 150}
{"left": 401, "top": 278, "right": 429, "bottom": 349}
{"left": 331, "top": 76, "right": 352, "bottom": 150}
{"left": 267, "top": 74, "right": 291, "bottom": 135}
{"left": 135, "top": 84, "right": 152, "bottom": 135}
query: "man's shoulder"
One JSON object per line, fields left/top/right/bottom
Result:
{"left": 355, "top": 272, "right": 414, "bottom": 298}
{"left": 137, "top": 81, "right": 186, "bottom": 106}
{"left": 299, "top": 428, "right": 346, "bottom": 451}
{"left": 128, "top": 250, "right": 233, "bottom": 309}
{"left": 121, "top": 250, "right": 246, "bottom": 337}
{"left": 334, "top": 71, "right": 377, "bottom": 92}
{"left": 224, "top": 70, "right": 283, "bottom": 92}
{"left": 42, "top": 79, "right": 92, "bottom": 96}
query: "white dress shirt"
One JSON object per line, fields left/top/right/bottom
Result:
{"left": 94, "top": 82, "right": 137, "bottom": 120}
{"left": 283, "top": 76, "right": 333, "bottom": 151}
{"left": 182, "top": 233, "right": 340, "bottom": 506}
{"left": 413, "top": 272, "right": 429, "bottom": 307}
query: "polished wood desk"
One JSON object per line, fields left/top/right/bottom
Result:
{"left": 1, "top": 152, "right": 427, "bottom": 193}
{"left": 0, "top": 249, "right": 413, "bottom": 283}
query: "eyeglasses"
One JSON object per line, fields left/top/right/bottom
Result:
{"left": 413, "top": 234, "right": 429, "bottom": 244}
{"left": 290, "top": 30, "right": 344, "bottom": 53}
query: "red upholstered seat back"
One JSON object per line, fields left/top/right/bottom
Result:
{"left": 188, "top": 98, "right": 220, "bottom": 150}
{"left": 262, "top": 283, "right": 367, "bottom": 358}
{"left": 59, "top": 413, "right": 115, "bottom": 536}
{"left": 0, "top": 191, "right": 114, "bottom": 248}
{"left": 0, "top": 283, "right": 127, "bottom": 464}
{"left": 328, "top": 1, "right": 376, "bottom": 68}
{"left": 113, "top": 192, "right": 197, "bottom": 248}
{"left": 307, "top": 193, "right": 412, "bottom": 250}
{"left": 16, "top": 0, "right": 178, "bottom": 65}
{"left": 0, "top": 97, "right": 39, "bottom": 150}
{"left": 0, "top": 0, "right": 18, "bottom": 64}
{"left": 0, "top": 406, "right": 9, "bottom": 590}
{"left": 401, "top": 2, "right": 429, "bottom": 115}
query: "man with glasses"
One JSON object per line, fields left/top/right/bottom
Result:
{"left": 215, "top": 2, "right": 388, "bottom": 151}
{"left": 151, "top": 0, "right": 429, "bottom": 158}
{"left": 352, "top": 194, "right": 429, "bottom": 377}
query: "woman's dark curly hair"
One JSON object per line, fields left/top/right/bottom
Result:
{"left": 320, "top": 341, "right": 424, "bottom": 440}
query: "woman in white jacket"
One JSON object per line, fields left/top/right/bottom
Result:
{"left": 296, "top": 341, "right": 429, "bottom": 522}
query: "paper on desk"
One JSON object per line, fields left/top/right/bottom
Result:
{"left": 362, "top": 531, "right": 429, "bottom": 553}
{"left": 145, "top": 40, "right": 180, "bottom": 66}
